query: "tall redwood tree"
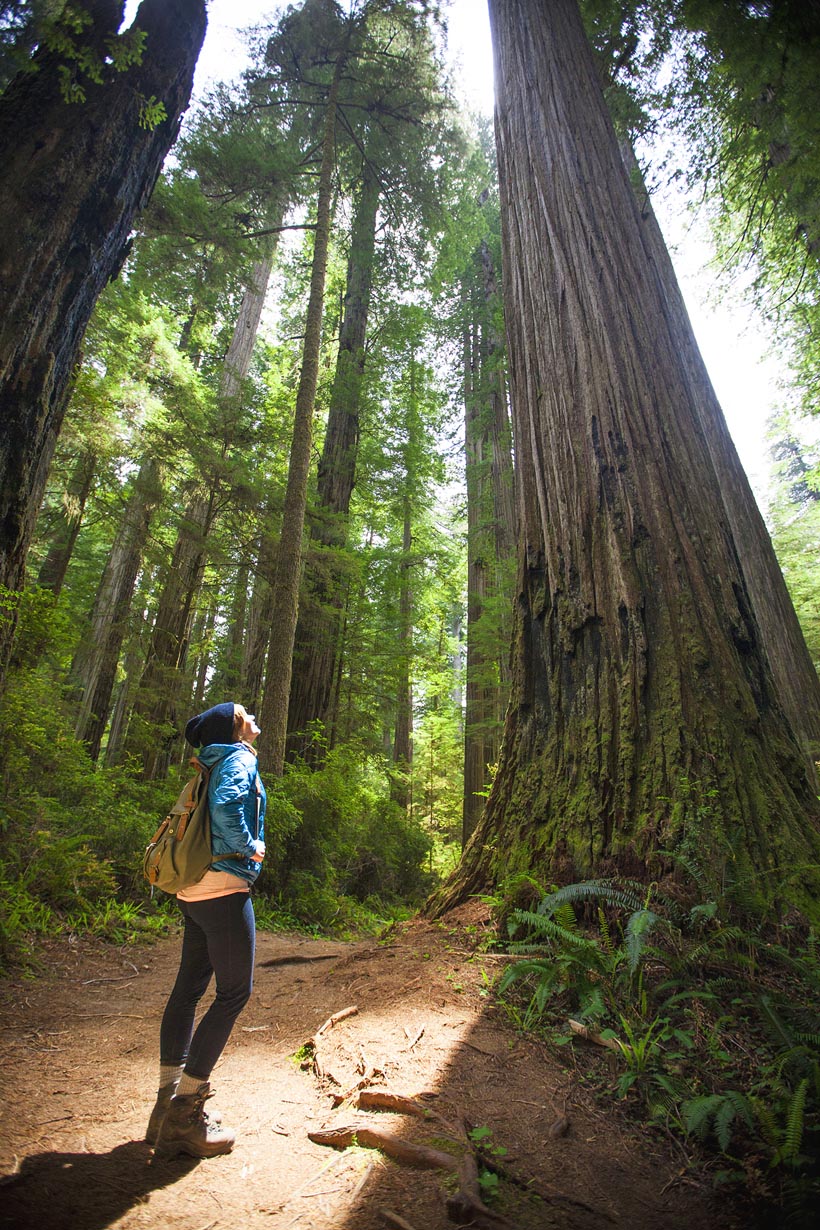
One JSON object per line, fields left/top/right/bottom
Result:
{"left": 435, "top": 0, "right": 820, "bottom": 912}
{"left": 0, "top": 0, "right": 206, "bottom": 683}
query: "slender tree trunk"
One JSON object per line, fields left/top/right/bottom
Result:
{"left": 463, "top": 280, "right": 492, "bottom": 843}
{"left": 392, "top": 481, "right": 414, "bottom": 811}
{"left": 286, "top": 159, "right": 380, "bottom": 759}
{"left": 125, "top": 490, "right": 215, "bottom": 778}
{"left": 258, "top": 50, "right": 345, "bottom": 777}
{"left": 243, "top": 517, "right": 279, "bottom": 715}
{"left": 104, "top": 635, "right": 145, "bottom": 767}
{"left": 190, "top": 599, "right": 217, "bottom": 710}
{"left": 218, "top": 560, "right": 249, "bottom": 697}
{"left": 391, "top": 351, "right": 418, "bottom": 811}
{"left": 36, "top": 450, "right": 97, "bottom": 595}
{"left": 73, "top": 456, "right": 161, "bottom": 759}
{"left": 434, "top": 0, "right": 820, "bottom": 913}
{"left": 219, "top": 252, "right": 275, "bottom": 403}
{"left": 0, "top": 0, "right": 206, "bottom": 684}
{"left": 479, "top": 239, "right": 517, "bottom": 588}
{"left": 463, "top": 244, "right": 517, "bottom": 845}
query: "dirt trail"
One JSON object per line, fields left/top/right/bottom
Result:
{"left": 0, "top": 903, "right": 740, "bottom": 1230}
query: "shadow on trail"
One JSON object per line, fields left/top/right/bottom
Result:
{"left": 0, "top": 1140, "right": 198, "bottom": 1230}
{"left": 262, "top": 920, "right": 735, "bottom": 1230}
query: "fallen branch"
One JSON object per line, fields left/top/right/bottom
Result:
{"left": 301, "top": 1005, "right": 359, "bottom": 1081}
{"left": 404, "top": 1026, "right": 425, "bottom": 1051}
{"left": 379, "top": 1209, "right": 418, "bottom": 1230}
{"left": 315, "top": 1005, "right": 359, "bottom": 1039}
{"left": 568, "top": 1018, "right": 623, "bottom": 1055}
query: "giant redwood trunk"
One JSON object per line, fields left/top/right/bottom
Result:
{"left": 617, "top": 140, "right": 820, "bottom": 782}
{"left": 435, "top": 0, "right": 820, "bottom": 912}
{"left": 0, "top": 0, "right": 206, "bottom": 685}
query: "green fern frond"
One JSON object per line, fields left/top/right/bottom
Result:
{"left": 539, "top": 879, "right": 646, "bottom": 916}
{"left": 757, "top": 994, "right": 798, "bottom": 1051}
{"left": 508, "top": 909, "right": 597, "bottom": 951}
{"left": 714, "top": 1092, "right": 749, "bottom": 1151}
{"left": 684, "top": 1093, "right": 724, "bottom": 1138}
{"left": 782, "top": 1079, "right": 808, "bottom": 1163}
{"left": 498, "top": 958, "right": 556, "bottom": 994}
{"left": 625, "top": 908, "right": 660, "bottom": 973}
{"left": 553, "top": 901, "right": 578, "bottom": 932}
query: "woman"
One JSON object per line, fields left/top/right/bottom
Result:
{"left": 148, "top": 701, "right": 266, "bottom": 1159}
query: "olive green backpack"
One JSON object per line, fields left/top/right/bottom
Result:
{"left": 143, "top": 758, "right": 214, "bottom": 893}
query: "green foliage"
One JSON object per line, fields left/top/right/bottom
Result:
{"left": 137, "top": 94, "right": 167, "bottom": 131}
{"left": 493, "top": 849, "right": 820, "bottom": 1218}
{"left": 264, "top": 740, "right": 435, "bottom": 934}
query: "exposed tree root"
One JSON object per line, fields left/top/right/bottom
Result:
{"left": 300, "top": 1004, "right": 359, "bottom": 1081}
{"left": 305, "top": 1043, "right": 607, "bottom": 1225}
{"left": 307, "top": 1123, "right": 460, "bottom": 1171}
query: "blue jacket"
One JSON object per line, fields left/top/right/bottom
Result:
{"left": 197, "top": 743, "right": 266, "bottom": 885}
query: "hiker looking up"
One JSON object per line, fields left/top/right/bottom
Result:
{"left": 149, "top": 701, "right": 266, "bottom": 1159}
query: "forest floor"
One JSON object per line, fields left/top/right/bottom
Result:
{"left": 0, "top": 901, "right": 749, "bottom": 1230}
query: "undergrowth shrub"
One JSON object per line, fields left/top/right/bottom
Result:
{"left": 261, "top": 742, "right": 435, "bottom": 934}
{"left": 0, "top": 597, "right": 438, "bottom": 963}
{"left": 491, "top": 847, "right": 820, "bottom": 1224}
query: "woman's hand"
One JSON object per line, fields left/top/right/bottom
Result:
{"left": 251, "top": 841, "right": 266, "bottom": 863}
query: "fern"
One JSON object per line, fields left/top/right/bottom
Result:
{"left": 625, "top": 908, "right": 660, "bottom": 973}
{"left": 757, "top": 994, "right": 798, "bottom": 1051}
{"left": 684, "top": 1091, "right": 752, "bottom": 1151}
{"left": 538, "top": 878, "right": 647, "bottom": 916}
{"left": 598, "top": 905, "right": 615, "bottom": 955}
{"left": 715, "top": 1090, "right": 753, "bottom": 1151}
{"left": 507, "top": 909, "right": 598, "bottom": 951}
{"left": 684, "top": 1093, "right": 725, "bottom": 1139}
{"left": 781, "top": 1079, "right": 809, "bottom": 1164}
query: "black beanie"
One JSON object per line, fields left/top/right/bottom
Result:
{"left": 185, "top": 702, "right": 235, "bottom": 747}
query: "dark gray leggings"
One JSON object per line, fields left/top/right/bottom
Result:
{"left": 160, "top": 892, "right": 255, "bottom": 1081}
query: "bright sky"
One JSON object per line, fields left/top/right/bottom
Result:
{"left": 124, "top": 0, "right": 779, "bottom": 499}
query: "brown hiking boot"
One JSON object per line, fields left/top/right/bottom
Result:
{"left": 145, "top": 1080, "right": 177, "bottom": 1145}
{"left": 153, "top": 1083, "right": 234, "bottom": 1159}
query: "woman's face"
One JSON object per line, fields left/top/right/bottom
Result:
{"left": 239, "top": 712, "right": 261, "bottom": 743}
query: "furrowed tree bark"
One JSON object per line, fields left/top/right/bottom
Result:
{"left": 0, "top": 0, "right": 206, "bottom": 685}
{"left": 433, "top": 0, "right": 820, "bottom": 914}
{"left": 286, "top": 158, "right": 380, "bottom": 760}
{"left": 258, "top": 48, "right": 345, "bottom": 778}
{"left": 617, "top": 139, "right": 820, "bottom": 783}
